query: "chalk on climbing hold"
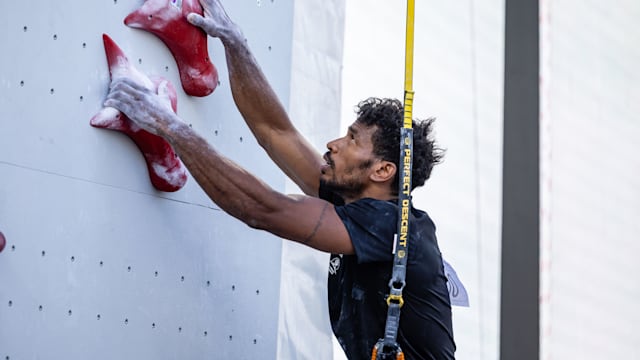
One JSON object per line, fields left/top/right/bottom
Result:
{"left": 125, "top": 0, "right": 219, "bottom": 97}
{"left": 91, "top": 34, "right": 188, "bottom": 192}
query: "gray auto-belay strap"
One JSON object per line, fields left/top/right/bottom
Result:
{"left": 374, "top": 117, "right": 414, "bottom": 359}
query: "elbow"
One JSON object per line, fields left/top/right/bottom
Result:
{"left": 240, "top": 198, "right": 280, "bottom": 231}
{"left": 255, "top": 135, "right": 271, "bottom": 151}
{"left": 241, "top": 192, "right": 296, "bottom": 234}
{"left": 245, "top": 215, "right": 264, "bottom": 230}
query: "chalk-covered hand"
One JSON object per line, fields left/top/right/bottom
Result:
{"left": 187, "top": 0, "right": 241, "bottom": 42}
{"left": 104, "top": 78, "right": 179, "bottom": 137}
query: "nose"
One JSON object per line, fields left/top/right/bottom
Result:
{"left": 326, "top": 137, "right": 340, "bottom": 152}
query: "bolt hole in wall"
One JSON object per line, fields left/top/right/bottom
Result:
{"left": 4, "top": 264, "right": 243, "bottom": 335}
{"left": 0, "top": 1, "right": 286, "bottom": 356}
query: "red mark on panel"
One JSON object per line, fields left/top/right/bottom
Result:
{"left": 125, "top": 0, "right": 219, "bottom": 97}
{"left": 91, "top": 34, "right": 187, "bottom": 192}
{"left": 0, "top": 231, "right": 6, "bottom": 253}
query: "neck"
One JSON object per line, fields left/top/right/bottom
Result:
{"left": 342, "top": 187, "right": 396, "bottom": 204}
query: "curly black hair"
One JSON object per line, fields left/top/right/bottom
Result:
{"left": 355, "top": 97, "right": 444, "bottom": 193}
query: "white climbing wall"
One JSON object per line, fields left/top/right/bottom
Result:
{"left": 0, "top": 0, "right": 298, "bottom": 358}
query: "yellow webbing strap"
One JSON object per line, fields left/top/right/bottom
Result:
{"left": 372, "top": 1, "right": 415, "bottom": 359}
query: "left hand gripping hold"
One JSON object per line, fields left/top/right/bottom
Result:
{"left": 91, "top": 34, "right": 188, "bottom": 192}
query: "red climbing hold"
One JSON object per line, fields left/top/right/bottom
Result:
{"left": 0, "top": 231, "right": 6, "bottom": 253}
{"left": 125, "top": 0, "right": 219, "bottom": 97}
{"left": 91, "top": 34, "right": 188, "bottom": 192}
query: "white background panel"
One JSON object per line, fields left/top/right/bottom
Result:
{"left": 541, "top": 0, "right": 640, "bottom": 359}
{"left": 340, "top": 1, "right": 504, "bottom": 359}
{"left": 277, "top": 0, "right": 346, "bottom": 359}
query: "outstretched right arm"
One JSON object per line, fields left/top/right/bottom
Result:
{"left": 188, "top": 0, "right": 323, "bottom": 197}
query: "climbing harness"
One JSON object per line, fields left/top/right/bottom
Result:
{"left": 371, "top": 1, "right": 415, "bottom": 359}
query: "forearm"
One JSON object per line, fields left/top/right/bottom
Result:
{"left": 165, "top": 121, "right": 281, "bottom": 227}
{"left": 220, "top": 31, "right": 293, "bottom": 145}
{"left": 218, "top": 32, "right": 322, "bottom": 195}
{"left": 187, "top": 5, "right": 322, "bottom": 196}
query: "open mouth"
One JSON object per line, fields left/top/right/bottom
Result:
{"left": 321, "top": 152, "right": 334, "bottom": 174}
{"left": 323, "top": 152, "right": 334, "bottom": 168}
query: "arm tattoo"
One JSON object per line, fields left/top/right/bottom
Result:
{"left": 303, "top": 202, "right": 329, "bottom": 244}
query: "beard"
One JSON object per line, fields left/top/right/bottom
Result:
{"left": 321, "top": 151, "right": 374, "bottom": 200}
{"left": 320, "top": 177, "right": 366, "bottom": 200}
{"left": 320, "top": 158, "right": 372, "bottom": 200}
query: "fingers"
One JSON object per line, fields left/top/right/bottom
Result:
{"left": 103, "top": 91, "right": 134, "bottom": 115}
{"left": 108, "top": 78, "right": 154, "bottom": 106}
{"left": 188, "top": 0, "right": 237, "bottom": 39}
{"left": 187, "top": 13, "right": 205, "bottom": 28}
{"left": 157, "top": 80, "right": 169, "bottom": 97}
{"left": 107, "top": 81, "right": 139, "bottom": 104}
{"left": 102, "top": 98, "right": 121, "bottom": 110}
{"left": 156, "top": 80, "right": 173, "bottom": 109}
{"left": 104, "top": 79, "right": 145, "bottom": 115}
{"left": 110, "top": 77, "right": 148, "bottom": 94}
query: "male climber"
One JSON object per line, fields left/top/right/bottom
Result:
{"left": 104, "top": 0, "right": 456, "bottom": 358}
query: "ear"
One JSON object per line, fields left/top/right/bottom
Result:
{"left": 370, "top": 160, "right": 396, "bottom": 183}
